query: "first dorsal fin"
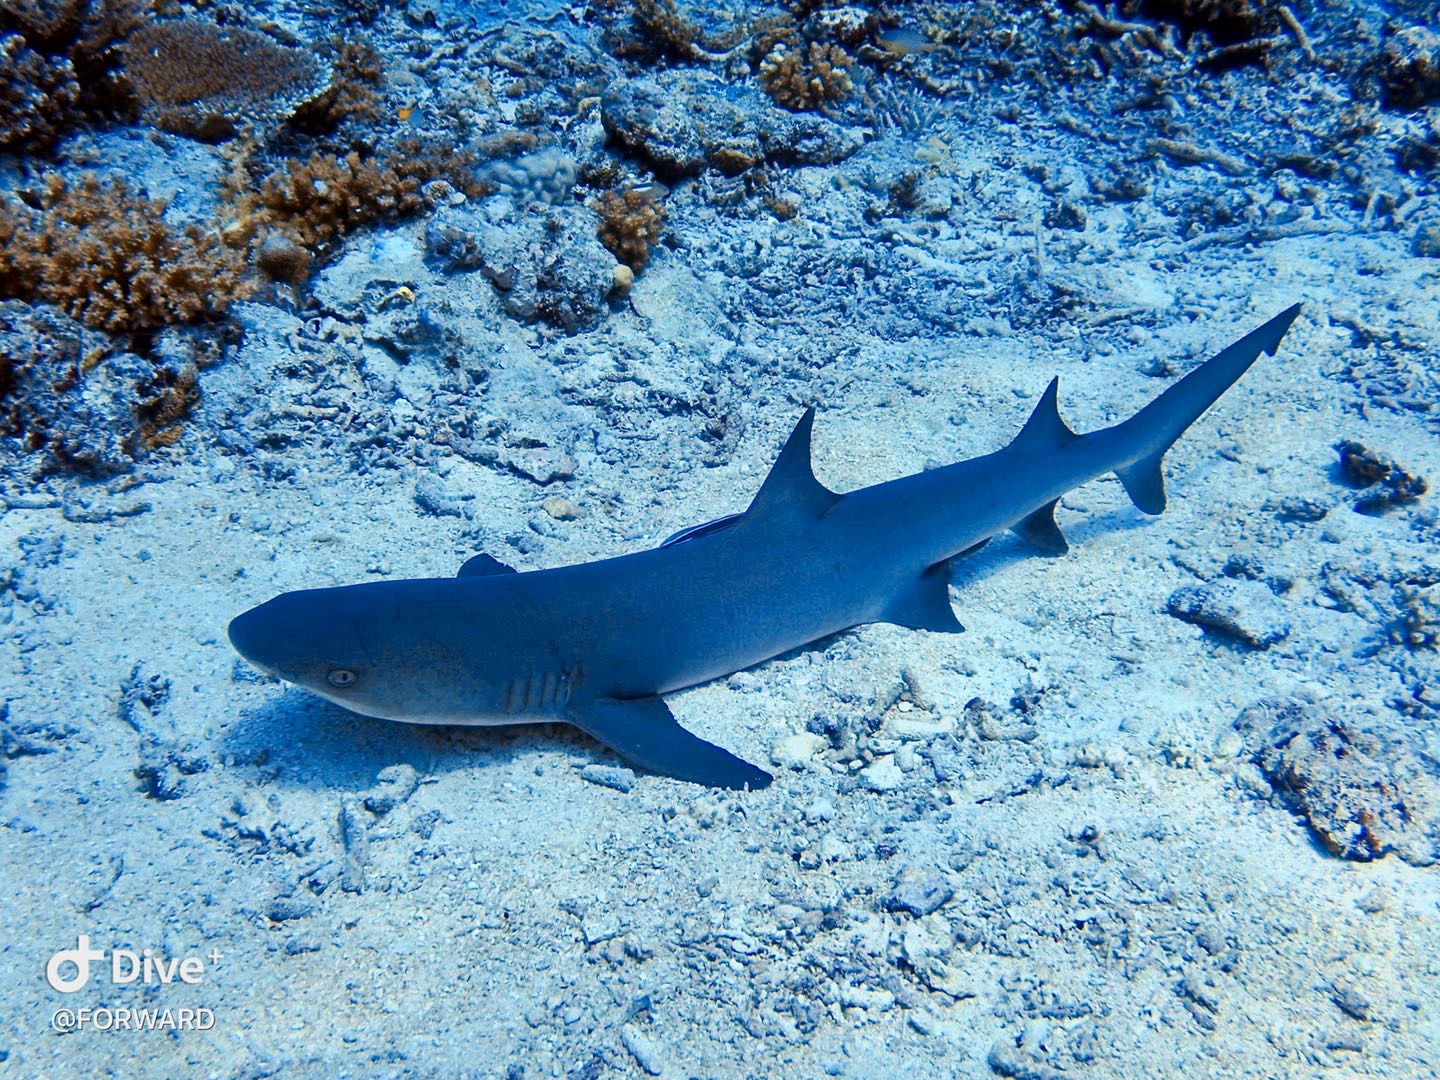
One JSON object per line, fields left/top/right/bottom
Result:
{"left": 458, "top": 553, "right": 517, "bottom": 577}
{"left": 745, "top": 409, "right": 840, "bottom": 522}
{"left": 1010, "top": 377, "right": 1075, "bottom": 453}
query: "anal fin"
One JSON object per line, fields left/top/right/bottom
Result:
{"left": 1012, "top": 498, "right": 1069, "bottom": 555}
{"left": 1116, "top": 452, "right": 1167, "bottom": 515}
{"left": 569, "top": 695, "right": 773, "bottom": 790}
{"left": 881, "top": 563, "right": 965, "bottom": 634}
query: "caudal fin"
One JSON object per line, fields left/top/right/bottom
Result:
{"left": 1114, "top": 304, "right": 1301, "bottom": 515}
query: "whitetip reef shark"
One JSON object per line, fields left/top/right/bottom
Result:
{"left": 230, "top": 305, "right": 1301, "bottom": 790}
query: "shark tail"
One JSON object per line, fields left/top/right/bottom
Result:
{"left": 1111, "top": 305, "right": 1301, "bottom": 516}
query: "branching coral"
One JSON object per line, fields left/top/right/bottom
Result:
{"left": 759, "top": 40, "right": 854, "bottom": 111}
{"left": 0, "top": 173, "right": 251, "bottom": 336}
{"left": 135, "top": 360, "right": 197, "bottom": 448}
{"left": 238, "top": 141, "right": 473, "bottom": 255}
{"left": 0, "top": 299, "right": 197, "bottom": 474}
{"left": 0, "top": 0, "right": 143, "bottom": 151}
{"left": 289, "top": 38, "right": 384, "bottom": 133}
{"left": 595, "top": 187, "right": 667, "bottom": 271}
{"left": 619, "top": 0, "right": 744, "bottom": 63}
{"left": 1127, "top": 0, "right": 1269, "bottom": 44}
{"left": 630, "top": 0, "right": 703, "bottom": 61}
{"left": 0, "top": 31, "right": 81, "bottom": 150}
{"left": 119, "top": 18, "right": 330, "bottom": 140}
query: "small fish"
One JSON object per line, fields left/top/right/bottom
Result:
{"left": 875, "top": 26, "right": 942, "bottom": 57}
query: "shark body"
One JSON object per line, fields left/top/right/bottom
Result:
{"left": 229, "top": 305, "right": 1301, "bottom": 789}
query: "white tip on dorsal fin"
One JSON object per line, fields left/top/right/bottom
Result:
{"left": 745, "top": 408, "right": 840, "bottom": 521}
{"left": 1010, "top": 377, "right": 1076, "bottom": 453}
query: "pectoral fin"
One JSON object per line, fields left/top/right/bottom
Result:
{"left": 1012, "top": 498, "right": 1069, "bottom": 555}
{"left": 881, "top": 563, "right": 965, "bottom": 633}
{"left": 569, "top": 695, "right": 774, "bottom": 790}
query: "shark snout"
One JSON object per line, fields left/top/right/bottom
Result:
{"left": 228, "top": 601, "right": 286, "bottom": 677}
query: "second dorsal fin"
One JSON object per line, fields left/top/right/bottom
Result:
{"left": 1010, "top": 378, "right": 1076, "bottom": 453}
{"left": 745, "top": 409, "right": 841, "bottom": 522}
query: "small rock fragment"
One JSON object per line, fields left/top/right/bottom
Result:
{"left": 339, "top": 798, "right": 368, "bottom": 893}
{"left": 268, "top": 897, "right": 319, "bottom": 922}
{"left": 1238, "top": 700, "right": 1439, "bottom": 864}
{"left": 1333, "top": 985, "right": 1370, "bottom": 1021}
{"left": 771, "top": 732, "right": 826, "bottom": 769}
{"left": 1167, "top": 579, "right": 1290, "bottom": 649}
{"left": 580, "top": 764, "right": 634, "bottom": 792}
{"left": 363, "top": 764, "right": 419, "bottom": 816}
{"left": 1266, "top": 495, "right": 1329, "bottom": 523}
{"left": 988, "top": 1039, "right": 1068, "bottom": 1080}
{"left": 860, "top": 755, "right": 904, "bottom": 792}
{"left": 885, "top": 876, "right": 954, "bottom": 917}
{"left": 1335, "top": 440, "right": 1426, "bottom": 514}
{"left": 1413, "top": 224, "right": 1440, "bottom": 259}
{"left": 621, "top": 1024, "right": 666, "bottom": 1076}
{"left": 542, "top": 496, "right": 581, "bottom": 521}
{"left": 840, "top": 985, "right": 894, "bottom": 1011}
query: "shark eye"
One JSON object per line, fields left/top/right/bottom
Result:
{"left": 327, "top": 669, "right": 357, "bottom": 688}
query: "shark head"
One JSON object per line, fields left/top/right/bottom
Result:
{"left": 229, "top": 586, "right": 382, "bottom": 712}
{"left": 228, "top": 578, "right": 512, "bottom": 723}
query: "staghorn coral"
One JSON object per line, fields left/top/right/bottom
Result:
{"left": 1113, "top": 0, "right": 1282, "bottom": 67}
{"left": 0, "top": 172, "right": 251, "bottom": 336}
{"left": 759, "top": 40, "right": 854, "bottom": 111}
{"left": 595, "top": 187, "right": 666, "bottom": 271}
{"left": 748, "top": 12, "right": 799, "bottom": 64}
{"left": 119, "top": 18, "right": 330, "bottom": 141}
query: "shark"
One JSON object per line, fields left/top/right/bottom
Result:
{"left": 229, "top": 305, "right": 1301, "bottom": 790}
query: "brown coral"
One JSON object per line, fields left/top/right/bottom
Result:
{"left": 1127, "top": 0, "right": 1268, "bottom": 42}
{"left": 135, "top": 361, "right": 197, "bottom": 448}
{"left": 242, "top": 142, "right": 469, "bottom": 255}
{"left": 0, "top": 173, "right": 251, "bottom": 336}
{"left": 759, "top": 41, "right": 853, "bottom": 111}
{"left": 289, "top": 38, "right": 384, "bottom": 133}
{"left": 1378, "top": 25, "right": 1440, "bottom": 111}
{"left": 595, "top": 187, "right": 666, "bottom": 271}
{"left": 618, "top": 0, "right": 744, "bottom": 62}
{"left": 0, "top": 32, "right": 80, "bottom": 150}
{"left": 630, "top": 0, "right": 702, "bottom": 61}
{"left": 119, "top": 18, "right": 330, "bottom": 141}
{"left": 0, "top": 0, "right": 143, "bottom": 151}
